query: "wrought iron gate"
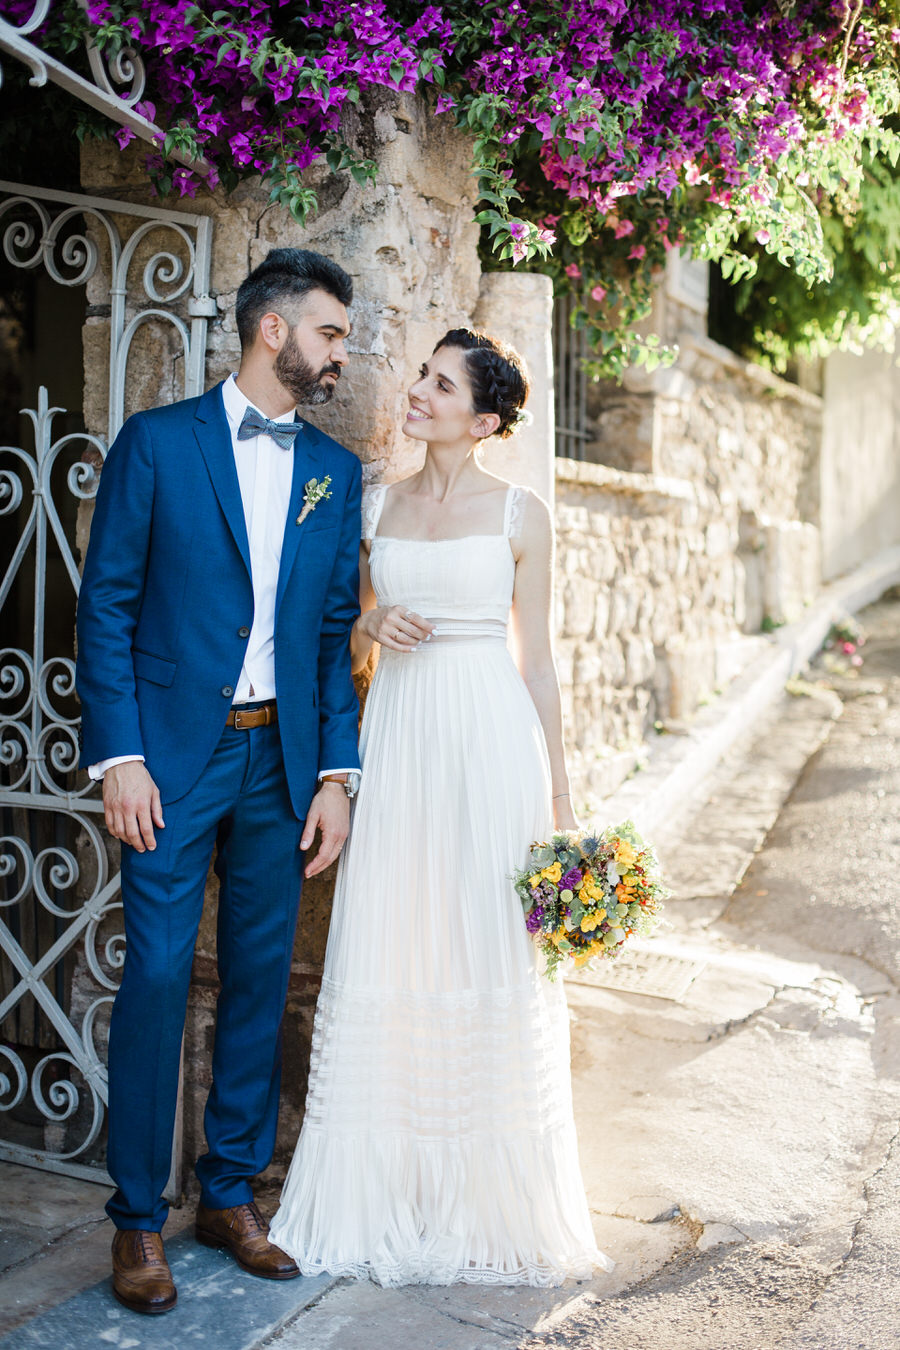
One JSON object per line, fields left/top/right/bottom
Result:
{"left": 0, "top": 181, "right": 213, "bottom": 1182}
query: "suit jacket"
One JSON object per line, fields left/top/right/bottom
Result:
{"left": 75, "top": 382, "right": 362, "bottom": 817}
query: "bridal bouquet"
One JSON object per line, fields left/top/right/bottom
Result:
{"left": 514, "top": 821, "right": 668, "bottom": 980}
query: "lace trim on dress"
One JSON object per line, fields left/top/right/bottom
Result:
{"left": 293, "top": 1255, "right": 597, "bottom": 1288}
{"left": 361, "top": 483, "right": 389, "bottom": 541}
{"left": 504, "top": 484, "right": 529, "bottom": 539}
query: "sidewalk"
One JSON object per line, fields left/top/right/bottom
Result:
{"left": 2, "top": 571, "right": 899, "bottom": 1349}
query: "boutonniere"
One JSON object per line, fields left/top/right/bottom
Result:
{"left": 296, "top": 475, "right": 333, "bottom": 526}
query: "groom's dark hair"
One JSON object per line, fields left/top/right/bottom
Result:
{"left": 236, "top": 248, "right": 353, "bottom": 349}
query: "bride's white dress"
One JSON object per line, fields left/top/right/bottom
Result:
{"left": 269, "top": 482, "right": 610, "bottom": 1287}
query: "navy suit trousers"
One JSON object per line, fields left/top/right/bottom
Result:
{"left": 105, "top": 722, "right": 305, "bottom": 1230}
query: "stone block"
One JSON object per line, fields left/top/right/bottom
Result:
{"left": 591, "top": 538, "right": 620, "bottom": 583}
{"left": 573, "top": 646, "right": 604, "bottom": 689}
{"left": 81, "top": 320, "right": 109, "bottom": 439}
{"left": 705, "top": 519, "right": 733, "bottom": 559}
{"left": 624, "top": 635, "right": 655, "bottom": 687}
{"left": 607, "top": 585, "right": 631, "bottom": 638}
{"left": 475, "top": 271, "right": 555, "bottom": 504}
{"left": 660, "top": 635, "right": 715, "bottom": 720}
{"left": 762, "top": 520, "right": 821, "bottom": 626}
{"left": 593, "top": 587, "right": 611, "bottom": 639}
{"left": 674, "top": 538, "right": 690, "bottom": 578}
{"left": 562, "top": 578, "right": 596, "bottom": 638}
{"left": 601, "top": 635, "right": 627, "bottom": 686}
{"left": 649, "top": 597, "right": 674, "bottom": 648}
{"left": 629, "top": 539, "right": 650, "bottom": 575}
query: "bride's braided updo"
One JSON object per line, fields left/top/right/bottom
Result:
{"left": 435, "top": 329, "right": 530, "bottom": 439}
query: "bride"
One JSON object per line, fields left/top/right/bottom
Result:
{"left": 269, "top": 328, "right": 610, "bottom": 1286}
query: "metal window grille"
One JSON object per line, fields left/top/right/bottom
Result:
{"left": 553, "top": 293, "right": 589, "bottom": 461}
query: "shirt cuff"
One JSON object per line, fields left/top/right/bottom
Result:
{"left": 88, "top": 755, "right": 145, "bottom": 781}
{"left": 317, "top": 768, "right": 360, "bottom": 782}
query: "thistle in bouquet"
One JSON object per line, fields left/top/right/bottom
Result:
{"left": 514, "top": 821, "right": 668, "bottom": 980}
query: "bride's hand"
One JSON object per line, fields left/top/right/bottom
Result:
{"left": 358, "top": 605, "right": 434, "bottom": 653}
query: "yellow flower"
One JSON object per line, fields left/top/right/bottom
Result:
{"left": 580, "top": 908, "right": 606, "bottom": 932}
{"left": 542, "top": 862, "right": 563, "bottom": 883}
{"left": 616, "top": 840, "right": 637, "bottom": 867}
{"left": 528, "top": 873, "right": 543, "bottom": 888}
{"left": 573, "top": 951, "right": 593, "bottom": 968}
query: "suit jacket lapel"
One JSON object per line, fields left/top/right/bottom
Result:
{"left": 275, "top": 425, "right": 323, "bottom": 620}
{"left": 194, "top": 384, "right": 252, "bottom": 578}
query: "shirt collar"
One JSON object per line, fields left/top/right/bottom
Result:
{"left": 221, "top": 373, "right": 300, "bottom": 433}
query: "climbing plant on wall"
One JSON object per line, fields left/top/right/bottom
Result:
{"left": 4, "top": 0, "right": 899, "bottom": 376}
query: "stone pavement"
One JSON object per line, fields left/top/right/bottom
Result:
{"left": 2, "top": 592, "right": 898, "bottom": 1350}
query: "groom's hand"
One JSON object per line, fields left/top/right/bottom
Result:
{"left": 103, "top": 761, "right": 165, "bottom": 852}
{"left": 301, "top": 783, "right": 350, "bottom": 879}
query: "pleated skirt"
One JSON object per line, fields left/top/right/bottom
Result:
{"left": 269, "top": 637, "right": 610, "bottom": 1286}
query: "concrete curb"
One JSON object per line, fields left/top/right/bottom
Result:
{"left": 601, "top": 543, "right": 900, "bottom": 837}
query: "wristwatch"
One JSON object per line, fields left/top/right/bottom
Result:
{"left": 320, "top": 771, "right": 360, "bottom": 799}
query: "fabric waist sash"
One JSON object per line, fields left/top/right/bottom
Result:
{"left": 425, "top": 618, "right": 508, "bottom": 644}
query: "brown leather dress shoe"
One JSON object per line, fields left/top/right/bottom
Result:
{"left": 111, "top": 1229, "right": 177, "bottom": 1315}
{"left": 195, "top": 1201, "right": 299, "bottom": 1280}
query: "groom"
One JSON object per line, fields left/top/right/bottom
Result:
{"left": 76, "top": 248, "right": 362, "bottom": 1315}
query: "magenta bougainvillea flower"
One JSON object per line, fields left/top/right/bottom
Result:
{"left": 5, "top": 0, "right": 897, "bottom": 374}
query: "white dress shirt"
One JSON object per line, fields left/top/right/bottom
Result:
{"left": 89, "top": 375, "right": 354, "bottom": 785}
{"left": 224, "top": 371, "right": 293, "bottom": 703}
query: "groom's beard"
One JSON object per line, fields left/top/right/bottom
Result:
{"left": 275, "top": 330, "right": 341, "bottom": 406}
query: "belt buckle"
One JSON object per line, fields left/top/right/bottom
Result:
{"left": 233, "top": 708, "right": 249, "bottom": 730}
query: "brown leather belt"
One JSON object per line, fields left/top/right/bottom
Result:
{"left": 226, "top": 700, "right": 278, "bottom": 730}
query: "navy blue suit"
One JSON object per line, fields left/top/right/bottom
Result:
{"left": 76, "top": 382, "right": 362, "bottom": 1228}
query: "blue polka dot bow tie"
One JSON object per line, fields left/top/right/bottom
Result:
{"left": 237, "top": 405, "right": 303, "bottom": 450}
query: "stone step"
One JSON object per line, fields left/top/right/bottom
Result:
{"left": 0, "top": 1230, "right": 335, "bottom": 1350}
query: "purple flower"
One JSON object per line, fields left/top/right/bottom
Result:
{"left": 561, "top": 868, "right": 583, "bottom": 891}
{"left": 525, "top": 906, "right": 544, "bottom": 933}
{"left": 63, "top": 0, "right": 887, "bottom": 320}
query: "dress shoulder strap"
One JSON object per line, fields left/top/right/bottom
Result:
{"left": 503, "top": 484, "right": 530, "bottom": 539}
{"left": 361, "top": 483, "right": 389, "bottom": 541}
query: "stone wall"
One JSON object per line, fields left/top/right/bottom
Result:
{"left": 554, "top": 459, "right": 747, "bottom": 809}
{"left": 554, "top": 312, "right": 825, "bottom": 811}
{"left": 586, "top": 335, "right": 822, "bottom": 542}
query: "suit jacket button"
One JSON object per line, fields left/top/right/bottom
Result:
{"left": 238, "top": 626, "right": 250, "bottom": 638}
{"left": 221, "top": 686, "right": 234, "bottom": 698}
